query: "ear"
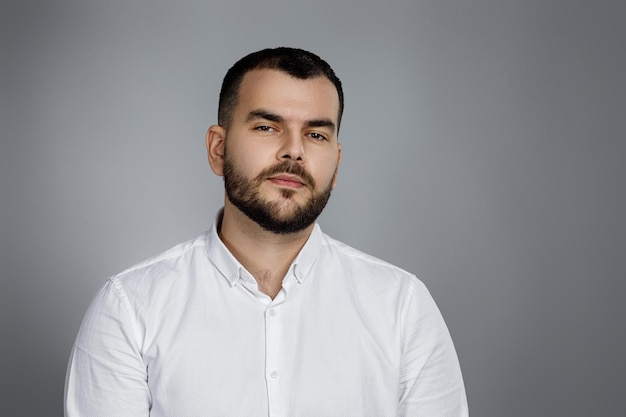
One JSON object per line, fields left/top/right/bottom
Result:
{"left": 332, "top": 142, "right": 342, "bottom": 189}
{"left": 206, "top": 125, "right": 226, "bottom": 176}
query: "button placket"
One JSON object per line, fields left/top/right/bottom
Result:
{"left": 265, "top": 305, "right": 284, "bottom": 416}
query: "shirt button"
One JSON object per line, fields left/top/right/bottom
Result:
{"left": 269, "top": 309, "right": 277, "bottom": 317}
{"left": 270, "top": 371, "right": 278, "bottom": 379}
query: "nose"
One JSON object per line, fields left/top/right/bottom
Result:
{"left": 278, "top": 129, "right": 305, "bottom": 162}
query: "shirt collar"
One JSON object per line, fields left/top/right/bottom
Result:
{"left": 205, "top": 209, "right": 322, "bottom": 287}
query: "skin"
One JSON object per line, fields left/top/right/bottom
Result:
{"left": 206, "top": 69, "right": 342, "bottom": 298}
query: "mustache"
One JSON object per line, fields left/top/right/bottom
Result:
{"left": 257, "top": 161, "right": 316, "bottom": 188}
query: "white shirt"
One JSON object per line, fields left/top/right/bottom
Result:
{"left": 65, "top": 216, "right": 468, "bottom": 417}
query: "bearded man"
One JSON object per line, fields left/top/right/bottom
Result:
{"left": 65, "top": 47, "right": 468, "bottom": 417}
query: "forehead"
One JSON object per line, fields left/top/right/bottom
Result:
{"left": 235, "top": 69, "right": 340, "bottom": 125}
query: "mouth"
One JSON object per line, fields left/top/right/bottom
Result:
{"left": 268, "top": 174, "right": 306, "bottom": 189}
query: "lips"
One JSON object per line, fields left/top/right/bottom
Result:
{"left": 268, "top": 174, "right": 306, "bottom": 188}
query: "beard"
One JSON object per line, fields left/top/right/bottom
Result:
{"left": 223, "top": 152, "right": 334, "bottom": 235}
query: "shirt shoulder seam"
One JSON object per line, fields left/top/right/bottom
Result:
{"left": 108, "top": 276, "right": 142, "bottom": 347}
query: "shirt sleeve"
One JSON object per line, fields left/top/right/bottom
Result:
{"left": 397, "top": 279, "right": 469, "bottom": 417}
{"left": 64, "top": 278, "right": 151, "bottom": 416}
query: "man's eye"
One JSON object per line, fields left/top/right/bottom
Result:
{"left": 255, "top": 126, "right": 275, "bottom": 132}
{"left": 308, "top": 132, "right": 328, "bottom": 141}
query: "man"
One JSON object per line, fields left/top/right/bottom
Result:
{"left": 65, "top": 47, "right": 468, "bottom": 416}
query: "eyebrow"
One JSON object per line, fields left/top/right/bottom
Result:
{"left": 245, "top": 109, "right": 336, "bottom": 134}
{"left": 246, "top": 110, "right": 284, "bottom": 123}
{"left": 305, "top": 119, "right": 336, "bottom": 133}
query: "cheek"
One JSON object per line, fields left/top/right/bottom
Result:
{"left": 315, "top": 155, "right": 341, "bottom": 186}
{"left": 228, "top": 143, "right": 269, "bottom": 174}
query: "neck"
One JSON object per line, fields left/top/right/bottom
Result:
{"left": 218, "top": 201, "right": 313, "bottom": 298}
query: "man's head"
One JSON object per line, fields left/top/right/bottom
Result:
{"left": 218, "top": 47, "right": 344, "bottom": 131}
{"left": 207, "top": 48, "right": 343, "bottom": 235}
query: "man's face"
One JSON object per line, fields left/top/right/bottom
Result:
{"left": 214, "top": 69, "right": 342, "bottom": 234}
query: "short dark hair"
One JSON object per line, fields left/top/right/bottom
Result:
{"left": 218, "top": 47, "right": 344, "bottom": 130}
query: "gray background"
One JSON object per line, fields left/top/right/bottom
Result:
{"left": 2, "top": 0, "right": 624, "bottom": 416}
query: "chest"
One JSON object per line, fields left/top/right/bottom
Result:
{"left": 141, "top": 284, "right": 402, "bottom": 416}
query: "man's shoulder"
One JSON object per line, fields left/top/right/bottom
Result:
{"left": 110, "top": 231, "right": 209, "bottom": 284}
{"left": 320, "top": 232, "right": 419, "bottom": 283}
